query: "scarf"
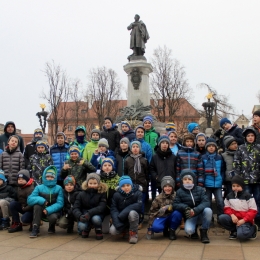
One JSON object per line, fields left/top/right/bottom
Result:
{"left": 130, "top": 153, "right": 142, "bottom": 174}
{"left": 156, "top": 147, "right": 172, "bottom": 159}
{"left": 205, "top": 152, "right": 218, "bottom": 176}
{"left": 183, "top": 183, "right": 194, "bottom": 190}
{"left": 76, "top": 136, "right": 85, "bottom": 143}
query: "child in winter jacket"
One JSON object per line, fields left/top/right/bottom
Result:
{"left": 0, "top": 135, "right": 24, "bottom": 187}
{"left": 176, "top": 134, "right": 204, "bottom": 187}
{"left": 83, "top": 129, "right": 101, "bottom": 162}
{"left": 28, "top": 140, "right": 53, "bottom": 185}
{"left": 202, "top": 138, "right": 224, "bottom": 218}
{"left": 90, "top": 138, "right": 116, "bottom": 173}
{"left": 195, "top": 133, "right": 207, "bottom": 155}
{"left": 233, "top": 126, "right": 260, "bottom": 227}
{"left": 58, "top": 175, "right": 81, "bottom": 233}
{"left": 121, "top": 121, "right": 135, "bottom": 142}
{"left": 61, "top": 145, "right": 96, "bottom": 185}
{"left": 116, "top": 137, "right": 130, "bottom": 177}
{"left": 168, "top": 131, "right": 180, "bottom": 156}
{"left": 110, "top": 176, "right": 142, "bottom": 244}
{"left": 0, "top": 170, "right": 16, "bottom": 230}
{"left": 73, "top": 173, "right": 107, "bottom": 240}
{"left": 173, "top": 169, "right": 212, "bottom": 244}
{"left": 218, "top": 175, "right": 258, "bottom": 240}
{"left": 27, "top": 166, "right": 64, "bottom": 238}
{"left": 8, "top": 169, "right": 34, "bottom": 233}
{"left": 146, "top": 176, "right": 182, "bottom": 240}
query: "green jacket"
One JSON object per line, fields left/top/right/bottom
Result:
{"left": 144, "top": 127, "right": 160, "bottom": 151}
{"left": 83, "top": 140, "right": 98, "bottom": 162}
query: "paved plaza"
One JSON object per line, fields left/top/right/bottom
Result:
{"left": 0, "top": 222, "right": 259, "bottom": 260}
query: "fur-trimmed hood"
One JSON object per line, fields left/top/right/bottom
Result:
{"left": 81, "top": 181, "right": 108, "bottom": 193}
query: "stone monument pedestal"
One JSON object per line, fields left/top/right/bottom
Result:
{"left": 205, "top": 128, "right": 214, "bottom": 137}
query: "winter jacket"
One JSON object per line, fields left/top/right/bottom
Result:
{"left": 50, "top": 143, "right": 69, "bottom": 180}
{"left": 115, "top": 149, "right": 130, "bottom": 177}
{"left": 124, "top": 152, "right": 149, "bottom": 192}
{"left": 202, "top": 152, "right": 224, "bottom": 188}
{"left": 101, "top": 124, "right": 121, "bottom": 152}
{"left": 173, "top": 185, "right": 210, "bottom": 218}
{"left": 150, "top": 148, "right": 176, "bottom": 187}
{"left": 0, "top": 182, "right": 16, "bottom": 202}
{"left": 82, "top": 140, "right": 98, "bottom": 162}
{"left": 27, "top": 152, "right": 53, "bottom": 184}
{"left": 224, "top": 190, "right": 257, "bottom": 224}
{"left": 72, "top": 181, "right": 107, "bottom": 220}
{"left": 0, "top": 146, "right": 24, "bottom": 186}
{"left": 121, "top": 129, "right": 135, "bottom": 142}
{"left": 24, "top": 140, "right": 38, "bottom": 168}
{"left": 176, "top": 146, "right": 204, "bottom": 187}
{"left": 90, "top": 150, "right": 116, "bottom": 171}
{"left": 27, "top": 166, "right": 64, "bottom": 215}
{"left": 110, "top": 185, "right": 142, "bottom": 229}
{"left": 60, "top": 157, "right": 96, "bottom": 185}
{"left": 222, "top": 150, "right": 236, "bottom": 182}
{"left": 196, "top": 146, "right": 207, "bottom": 155}
{"left": 134, "top": 138, "right": 153, "bottom": 163}
{"left": 144, "top": 127, "right": 160, "bottom": 152}
{"left": 222, "top": 124, "right": 244, "bottom": 151}
{"left": 148, "top": 191, "right": 176, "bottom": 226}
{"left": 252, "top": 124, "right": 260, "bottom": 145}
{"left": 233, "top": 142, "right": 260, "bottom": 184}
{"left": 63, "top": 184, "right": 81, "bottom": 215}
{"left": 17, "top": 178, "right": 34, "bottom": 211}
{"left": 0, "top": 121, "right": 24, "bottom": 153}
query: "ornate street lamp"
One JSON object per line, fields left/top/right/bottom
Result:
{"left": 36, "top": 104, "right": 48, "bottom": 134}
{"left": 202, "top": 93, "right": 215, "bottom": 128}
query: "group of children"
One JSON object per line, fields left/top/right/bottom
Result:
{"left": 0, "top": 116, "right": 259, "bottom": 244}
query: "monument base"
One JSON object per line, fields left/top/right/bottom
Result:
{"left": 205, "top": 128, "right": 214, "bottom": 137}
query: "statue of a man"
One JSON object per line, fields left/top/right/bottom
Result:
{"left": 127, "top": 14, "right": 150, "bottom": 57}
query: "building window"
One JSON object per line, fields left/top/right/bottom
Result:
{"left": 68, "top": 125, "right": 73, "bottom": 132}
{"left": 81, "top": 109, "right": 87, "bottom": 114}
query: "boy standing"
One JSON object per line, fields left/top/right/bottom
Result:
{"left": 116, "top": 137, "right": 130, "bottom": 177}
{"left": 83, "top": 129, "right": 101, "bottom": 162}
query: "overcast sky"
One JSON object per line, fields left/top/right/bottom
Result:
{"left": 1, "top": 0, "right": 259, "bottom": 133}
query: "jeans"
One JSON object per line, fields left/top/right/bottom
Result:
{"left": 151, "top": 210, "right": 182, "bottom": 233}
{"left": 205, "top": 187, "right": 224, "bottom": 216}
{"left": 9, "top": 201, "right": 33, "bottom": 223}
{"left": 78, "top": 215, "right": 102, "bottom": 232}
{"left": 32, "top": 205, "right": 59, "bottom": 226}
{"left": 185, "top": 208, "right": 212, "bottom": 235}
{"left": 218, "top": 214, "right": 255, "bottom": 239}
{"left": 244, "top": 184, "right": 260, "bottom": 220}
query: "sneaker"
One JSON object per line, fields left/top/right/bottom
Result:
{"left": 30, "top": 224, "right": 39, "bottom": 238}
{"left": 67, "top": 228, "right": 73, "bottom": 234}
{"left": 82, "top": 230, "right": 89, "bottom": 238}
{"left": 48, "top": 224, "right": 55, "bottom": 234}
{"left": 0, "top": 218, "right": 10, "bottom": 230}
{"left": 95, "top": 229, "right": 103, "bottom": 240}
{"left": 146, "top": 229, "right": 154, "bottom": 240}
{"left": 229, "top": 231, "right": 237, "bottom": 240}
{"left": 163, "top": 227, "right": 169, "bottom": 237}
{"left": 8, "top": 222, "right": 23, "bottom": 233}
{"left": 29, "top": 223, "right": 33, "bottom": 232}
{"left": 250, "top": 224, "right": 258, "bottom": 240}
{"left": 129, "top": 231, "right": 138, "bottom": 244}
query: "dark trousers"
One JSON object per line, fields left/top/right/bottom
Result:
{"left": 32, "top": 205, "right": 59, "bottom": 226}
{"left": 244, "top": 184, "right": 260, "bottom": 220}
{"left": 9, "top": 201, "right": 33, "bottom": 223}
{"left": 205, "top": 187, "right": 224, "bottom": 216}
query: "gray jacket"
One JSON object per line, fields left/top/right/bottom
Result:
{"left": 222, "top": 150, "right": 235, "bottom": 182}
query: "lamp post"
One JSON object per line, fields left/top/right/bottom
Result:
{"left": 202, "top": 93, "right": 215, "bottom": 128}
{"left": 36, "top": 104, "right": 48, "bottom": 134}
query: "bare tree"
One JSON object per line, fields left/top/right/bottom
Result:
{"left": 70, "top": 80, "right": 83, "bottom": 126}
{"left": 151, "top": 46, "right": 192, "bottom": 122}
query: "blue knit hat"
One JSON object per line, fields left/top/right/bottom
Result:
{"left": 64, "top": 175, "right": 76, "bottom": 186}
{"left": 0, "top": 170, "right": 6, "bottom": 182}
{"left": 158, "top": 135, "right": 170, "bottom": 146}
{"left": 121, "top": 121, "right": 131, "bottom": 130}
{"left": 130, "top": 140, "right": 142, "bottom": 151}
{"left": 143, "top": 115, "right": 153, "bottom": 124}
{"left": 119, "top": 176, "right": 133, "bottom": 187}
{"left": 36, "top": 140, "right": 48, "bottom": 150}
{"left": 219, "top": 118, "right": 231, "bottom": 128}
{"left": 34, "top": 128, "right": 43, "bottom": 137}
{"left": 187, "top": 122, "right": 199, "bottom": 133}
{"left": 101, "top": 158, "right": 114, "bottom": 169}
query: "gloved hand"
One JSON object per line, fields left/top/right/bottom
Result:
{"left": 158, "top": 205, "right": 171, "bottom": 216}
{"left": 84, "top": 212, "right": 90, "bottom": 221}
{"left": 185, "top": 207, "right": 192, "bottom": 219}
{"left": 79, "top": 215, "right": 87, "bottom": 223}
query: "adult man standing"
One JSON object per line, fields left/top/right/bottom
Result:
{"left": 252, "top": 110, "right": 260, "bottom": 144}
{"left": 0, "top": 121, "right": 24, "bottom": 153}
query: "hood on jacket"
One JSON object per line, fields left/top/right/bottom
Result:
{"left": 81, "top": 181, "right": 108, "bottom": 193}
{"left": 242, "top": 126, "right": 257, "bottom": 141}
{"left": 4, "top": 121, "right": 16, "bottom": 134}
{"left": 42, "top": 165, "right": 57, "bottom": 187}
{"left": 75, "top": 126, "right": 86, "bottom": 137}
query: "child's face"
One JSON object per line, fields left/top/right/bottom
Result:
{"left": 131, "top": 144, "right": 140, "bottom": 155}
{"left": 102, "top": 162, "right": 113, "bottom": 173}
{"left": 8, "top": 137, "right": 18, "bottom": 149}
{"left": 0, "top": 180, "right": 3, "bottom": 186}
{"left": 121, "top": 184, "right": 132, "bottom": 193}
{"left": 65, "top": 183, "right": 75, "bottom": 193}
{"left": 163, "top": 184, "right": 173, "bottom": 194}
{"left": 182, "top": 177, "right": 193, "bottom": 184}
{"left": 77, "top": 130, "right": 85, "bottom": 136}
{"left": 197, "top": 137, "right": 206, "bottom": 148}
{"left": 120, "top": 141, "right": 129, "bottom": 151}
{"left": 207, "top": 145, "right": 216, "bottom": 153}
{"left": 91, "top": 133, "right": 100, "bottom": 140}
{"left": 18, "top": 177, "right": 27, "bottom": 185}
{"left": 57, "top": 135, "right": 65, "bottom": 146}
{"left": 121, "top": 124, "right": 129, "bottom": 132}
{"left": 98, "top": 145, "right": 107, "bottom": 153}
{"left": 160, "top": 141, "right": 169, "bottom": 151}
{"left": 253, "top": 115, "right": 260, "bottom": 125}
{"left": 222, "top": 122, "right": 232, "bottom": 131}
{"left": 192, "top": 127, "right": 199, "bottom": 135}
{"left": 70, "top": 152, "right": 79, "bottom": 161}
{"left": 37, "top": 145, "right": 46, "bottom": 153}
{"left": 136, "top": 129, "right": 144, "bottom": 139}
{"left": 169, "top": 133, "right": 177, "bottom": 145}
{"left": 232, "top": 183, "right": 243, "bottom": 192}
{"left": 88, "top": 178, "right": 99, "bottom": 189}
{"left": 46, "top": 176, "right": 55, "bottom": 180}
{"left": 246, "top": 133, "right": 255, "bottom": 143}
{"left": 228, "top": 141, "right": 238, "bottom": 151}
{"left": 104, "top": 120, "right": 112, "bottom": 129}
{"left": 185, "top": 139, "right": 194, "bottom": 148}
{"left": 143, "top": 121, "right": 152, "bottom": 130}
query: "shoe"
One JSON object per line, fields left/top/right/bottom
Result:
{"left": 163, "top": 226, "right": 169, "bottom": 237}
{"left": 200, "top": 229, "right": 210, "bottom": 244}
{"left": 191, "top": 226, "right": 199, "bottom": 239}
{"left": 95, "top": 228, "right": 103, "bottom": 240}
{"left": 169, "top": 228, "right": 176, "bottom": 240}
{"left": 29, "top": 223, "right": 33, "bottom": 232}
{"left": 48, "top": 224, "right": 55, "bottom": 234}
{"left": 0, "top": 218, "right": 10, "bottom": 230}
{"left": 229, "top": 231, "right": 237, "bottom": 240}
{"left": 67, "top": 228, "right": 73, "bottom": 234}
{"left": 129, "top": 231, "right": 138, "bottom": 244}
{"left": 82, "top": 230, "right": 89, "bottom": 238}
{"left": 250, "top": 224, "right": 258, "bottom": 240}
{"left": 8, "top": 222, "right": 23, "bottom": 233}
{"left": 146, "top": 229, "right": 154, "bottom": 240}
{"left": 29, "top": 224, "right": 39, "bottom": 238}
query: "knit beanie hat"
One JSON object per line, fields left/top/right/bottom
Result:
{"left": 17, "top": 169, "right": 30, "bottom": 182}
{"left": 180, "top": 169, "right": 196, "bottom": 182}
{"left": 165, "top": 122, "right": 176, "bottom": 132}
{"left": 220, "top": 118, "right": 231, "bottom": 128}
{"left": 223, "top": 136, "right": 237, "bottom": 149}
{"left": 0, "top": 170, "right": 6, "bottom": 182}
{"left": 91, "top": 128, "right": 101, "bottom": 138}
{"left": 158, "top": 135, "right": 170, "bottom": 146}
{"left": 135, "top": 125, "right": 145, "bottom": 134}
{"left": 253, "top": 110, "right": 260, "bottom": 117}
{"left": 45, "top": 166, "right": 57, "bottom": 178}
{"left": 119, "top": 176, "right": 133, "bottom": 187}
{"left": 120, "top": 137, "right": 130, "bottom": 147}
{"left": 86, "top": 173, "right": 100, "bottom": 184}
{"left": 34, "top": 128, "right": 43, "bottom": 137}
{"left": 195, "top": 133, "right": 207, "bottom": 142}
{"left": 64, "top": 175, "right": 76, "bottom": 186}
{"left": 130, "top": 140, "right": 142, "bottom": 151}
{"left": 161, "top": 176, "right": 175, "bottom": 189}
{"left": 69, "top": 145, "right": 80, "bottom": 156}
{"left": 121, "top": 121, "right": 131, "bottom": 129}
{"left": 104, "top": 117, "right": 113, "bottom": 124}
{"left": 101, "top": 158, "right": 114, "bottom": 168}
{"left": 183, "top": 133, "right": 195, "bottom": 145}
{"left": 205, "top": 138, "right": 218, "bottom": 150}
{"left": 36, "top": 140, "right": 48, "bottom": 150}
{"left": 143, "top": 115, "right": 153, "bottom": 124}
{"left": 187, "top": 122, "right": 199, "bottom": 133}
{"left": 56, "top": 132, "right": 66, "bottom": 140}
{"left": 98, "top": 138, "right": 109, "bottom": 148}
{"left": 231, "top": 175, "right": 244, "bottom": 188}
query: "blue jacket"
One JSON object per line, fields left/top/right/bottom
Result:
{"left": 90, "top": 150, "right": 117, "bottom": 171}
{"left": 202, "top": 152, "right": 224, "bottom": 188}
{"left": 121, "top": 129, "right": 135, "bottom": 142}
{"left": 27, "top": 166, "right": 64, "bottom": 215}
{"left": 134, "top": 138, "right": 153, "bottom": 163}
{"left": 50, "top": 143, "right": 69, "bottom": 180}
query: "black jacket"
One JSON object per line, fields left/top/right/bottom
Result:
{"left": 0, "top": 182, "right": 16, "bottom": 201}
{"left": 101, "top": 125, "right": 121, "bottom": 152}
{"left": 63, "top": 184, "right": 81, "bottom": 215}
{"left": 115, "top": 149, "right": 130, "bottom": 177}
{"left": 223, "top": 124, "right": 244, "bottom": 151}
